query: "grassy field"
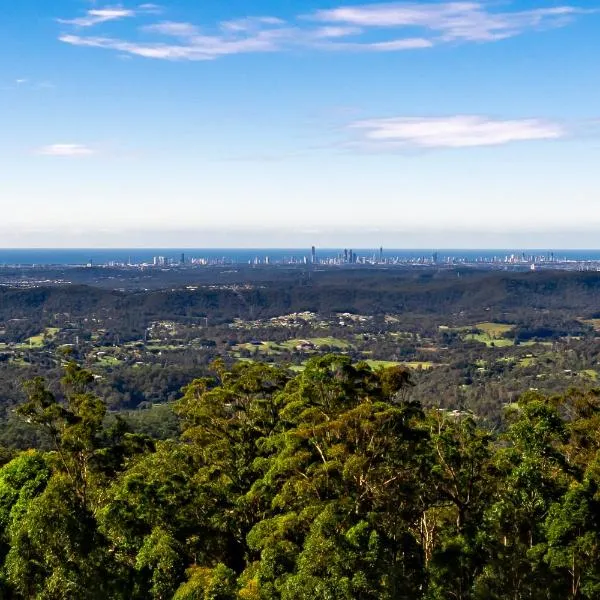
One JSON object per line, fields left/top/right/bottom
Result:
{"left": 284, "top": 337, "right": 352, "bottom": 350}
{"left": 24, "top": 327, "right": 61, "bottom": 348}
{"left": 231, "top": 359, "right": 435, "bottom": 373}
{"left": 582, "top": 319, "right": 600, "bottom": 331}
{"left": 233, "top": 341, "right": 282, "bottom": 355}
{"left": 97, "top": 356, "right": 122, "bottom": 367}
{"left": 234, "top": 337, "right": 352, "bottom": 356}
{"left": 475, "top": 322, "right": 514, "bottom": 337}
{"left": 364, "top": 359, "right": 435, "bottom": 370}
{"left": 402, "top": 361, "right": 435, "bottom": 370}
{"left": 518, "top": 356, "right": 536, "bottom": 367}
{"left": 462, "top": 322, "right": 514, "bottom": 347}
{"left": 145, "top": 343, "right": 185, "bottom": 351}
{"left": 464, "top": 333, "right": 514, "bottom": 348}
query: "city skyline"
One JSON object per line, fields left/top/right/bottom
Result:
{"left": 2, "top": 1, "right": 600, "bottom": 247}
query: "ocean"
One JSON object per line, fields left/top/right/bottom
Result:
{"left": 0, "top": 249, "right": 599, "bottom": 266}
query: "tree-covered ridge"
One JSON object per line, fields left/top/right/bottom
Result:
{"left": 0, "top": 357, "right": 600, "bottom": 598}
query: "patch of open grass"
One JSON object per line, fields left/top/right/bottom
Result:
{"left": 233, "top": 342, "right": 282, "bottom": 355}
{"left": 464, "top": 333, "right": 514, "bottom": 347}
{"left": 402, "top": 361, "right": 435, "bottom": 370}
{"left": 234, "top": 338, "right": 353, "bottom": 355}
{"left": 475, "top": 322, "right": 514, "bottom": 337}
{"left": 97, "top": 356, "right": 122, "bottom": 366}
{"left": 458, "top": 322, "right": 514, "bottom": 347}
{"left": 285, "top": 337, "right": 352, "bottom": 350}
{"left": 24, "top": 327, "right": 61, "bottom": 348}
{"left": 582, "top": 319, "right": 600, "bottom": 331}
{"left": 364, "top": 359, "right": 435, "bottom": 370}
{"left": 518, "top": 356, "right": 537, "bottom": 367}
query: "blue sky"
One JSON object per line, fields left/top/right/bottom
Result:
{"left": 1, "top": 0, "right": 599, "bottom": 247}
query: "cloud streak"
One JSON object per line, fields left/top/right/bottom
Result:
{"left": 58, "top": 4, "right": 161, "bottom": 28}
{"left": 349, "top": 115, "right": 566, "bottom": 149}
{"left": 56, "top": 1, "right": 592, "bottom": 60}
{"left": 58, "top": 7, "right": 135, "bottom": 28}
{"left": 36, "top": 144, "right": 95, "bottom": 157}
{"left": 311, "top": 3, "right": 586, "bottom": 42}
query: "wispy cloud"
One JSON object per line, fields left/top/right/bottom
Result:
{"left": 142, "top": 21, "right": 199, "bottom": 37}
{"left": 2, "top": 78, "right": 55, "bottom": 91}
{"left": 220, "top": 16, "right": 287, "bottom": 33}
{"left": 36, "top": 144, "right": 95, "bottom": 157}
{"left": 57, "top": 1, "right": 592, "bottom": 60}
{"left": 325, "top": 37, "right": 433, "bottom": 51}
{"left": 59, "top": 34, "right": 278, "bottom": 60}
{"left": 138, "top": 4, "right": 162, "bottom": 14}
{"left": 58, "top": 4, "right": 160, "bottom": 28}
{"left": 349, "top": 116, "right": 566, "bottom": 148}
{"left": 311, "top": 3, "right": 587, "bottom": 42}
{"left": 58, "top": 7, "right": 135, "bottom": 28}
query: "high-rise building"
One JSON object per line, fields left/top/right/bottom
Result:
{"left": 379, "top": 246, "right": 383, "bottom": 263}
{"left": 311, "top": 246, "right": 316, "bottom": 264}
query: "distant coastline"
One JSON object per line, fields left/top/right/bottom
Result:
{"left": 2, "top": 248, "right": 600, "bottom": 267}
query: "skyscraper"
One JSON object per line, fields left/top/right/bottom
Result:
{"left": 311, "top": 246, "right": 316, "bottom": 264}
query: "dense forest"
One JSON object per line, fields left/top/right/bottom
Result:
{"left": 1, "top": 356, "right": 600, "bottom": 599}
{"left": 4, "top": 269, "right": 600, "bottom": 338}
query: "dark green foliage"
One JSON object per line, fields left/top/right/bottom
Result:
{"left": 0, "top": 359, "right": 599, "bottom": 598}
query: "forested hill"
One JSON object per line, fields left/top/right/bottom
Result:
{"left": 3, "top": 270, "right": 600, "bottom": 326}
{"left": 1, "top": 357, "right": 600, "bottom": 598}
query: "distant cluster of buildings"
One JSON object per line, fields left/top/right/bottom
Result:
{"left": 85, "top": 247, "right": 598, "bottom": 271}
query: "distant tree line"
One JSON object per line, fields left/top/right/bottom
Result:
{"left": 4, "top": 270, "right": 600, "bottom": 342}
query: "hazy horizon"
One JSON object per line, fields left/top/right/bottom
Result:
{"left": 3, "top": 227, "right": 600, "bottom": 250}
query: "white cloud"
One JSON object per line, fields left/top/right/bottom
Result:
{"left": 312, "top": 3, "right": 587, "bottom": 42}
{"left": 3, "top": 78, "right": 55, "bottom": 91}
{"left": 328, "top": 37, "right": 433, "bottom": 51}
{"left": 350, "top": 115, "right": 566, "bottom": 148}
{"left": 59, "top": 34, "right": 277, "bottom": 60}
{"left": 142, "top": 21, "right": 199, "bottom": 37}
{"left": 311, "top": 26, "right": 363, "bottom": 39}
{"left": 138, "top": 4, "right": 162, "bottom": 14}
{"left": 58, "top": 7, "right": 135, "bottom": 27}
{"left": 57, "top": 1, "right": 591, "bottom": 60}
{"left": 36, "top": 144, "right": 95, "bottom": 157}
{"left": 220, "top": 16, "right": 286, "bottom": 33}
